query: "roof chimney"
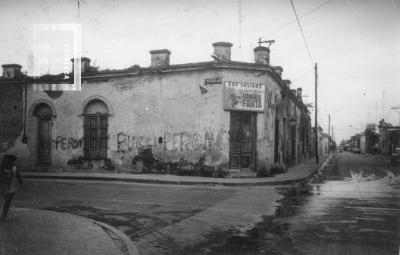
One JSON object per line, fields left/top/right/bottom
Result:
{"left": 2, "top": 64, "right": 22, "bottom": 79}
{"left": 253, "top": 46, "right": 270, "bottom": 65}
{"left": 272, "top": 66, "right": 283, "bottom": 78}
{"left": 150, "top": 49, "right": 171, "bottom": 67}
{"left": 297, "top": 87, "right": 303, "bottom": 102}
{"left": 212, "top": 42, "right": 233, "bottom": 62}
{"left": 71, "top": 57, "right": 91, "bottom": 73}
{"left": 283, "top": 79, "right": 291, "bottom": 89}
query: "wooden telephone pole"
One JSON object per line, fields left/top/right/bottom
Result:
{"left": 328, "top": 114, "right": 331, "bottom": 137}
{"left": 314, "top": 63, "right": 319, "bottom": 164}
{"left": 328, "top": 114, "right": 331, "bottom": 152}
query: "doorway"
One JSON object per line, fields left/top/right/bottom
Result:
{"left": 274, "top": 118, "right": 280, "bottom": 163}
{"left": 290, "top": 124, "right": 296, "bottom": 164}
{"left": 34, "top": 104, "right": 53, "bottom": 165}
{"left": 229, "top": 111, "right": 256, "bottom": 170}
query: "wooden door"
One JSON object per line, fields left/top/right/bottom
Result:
{"left": 229, "top": 112, "right": 256, "bottom": 170}
{"left": 290, "top": 124, "right": 296, "bottom": 164}
{"left": 274, "top": 118, "right": 280, "bottom": 163}
{"left": 37, "top": 117, "right": 52, "bottom": 165}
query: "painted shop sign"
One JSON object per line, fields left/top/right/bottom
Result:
{"left": 223, "top": 81, "right": 265, "bottom": 112}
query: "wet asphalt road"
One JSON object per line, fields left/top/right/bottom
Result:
{"left": 194, "top": 152, "right": 400, "bottom": 255}
{"left": 13, "top": 152, "right": 400, "bottom": 254}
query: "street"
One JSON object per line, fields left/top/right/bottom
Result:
{"left": 14, "top": 152, "right": 400, "bottom": 255}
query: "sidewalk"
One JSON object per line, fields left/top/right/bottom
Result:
{"left": 0, "top": 208, "right": 139, "bottom": 255}
{"left": 21, "top": 154, "right": 332, "bottom": 186}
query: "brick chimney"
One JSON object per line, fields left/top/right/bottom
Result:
{"left": 2, "top": 64, "right": 22, "bottom": 79}
{"left": 297, "top": 87, "right": 303, "bottom": 102}
{"left": 150, "top": 49, "right": 171, "bottom": 67}
{"left": 283, "top": 79, "right": 291, "bottom": 89}
{"left": 272, "top": 66, "right": 283, "bottom": 78}
{"left": 212, "top": 42, "right": 233, "bottom": 62}
{"left": 71, "top": 57, "right": 91, "bottom": 73}
{"left": 253, "top": 46, "right": 270, "bottom": 65}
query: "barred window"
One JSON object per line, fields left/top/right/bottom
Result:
{"left": 83, "top": 100, "right": 109, "bottom": 160}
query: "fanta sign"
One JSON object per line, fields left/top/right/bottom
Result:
{"left": 223, "top": 81, "right": 265, "bottom": 112}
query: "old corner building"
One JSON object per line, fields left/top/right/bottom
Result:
{"left": 0, "top": 42, "right": 313, "bottom": 174}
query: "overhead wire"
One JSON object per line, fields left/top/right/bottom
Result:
{"left": 269, "top": 0, "right": 335, "bottom": 35}
{"left": 289, "top": 0, "right": 314, "bottom": 66}
{"left": 292, "top": 68, "right": 314, "bottom": 83}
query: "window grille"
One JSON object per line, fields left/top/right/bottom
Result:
{"left": 84, "top": 113, "right": 108, "bottom": 160}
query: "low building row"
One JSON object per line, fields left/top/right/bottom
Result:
{"left": 0, "top": 42, "right": 315, "bottom": 174}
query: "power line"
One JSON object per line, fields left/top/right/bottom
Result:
{"left": 301, "top": 0, "right": 335, "bottom": 20}
{"left": 292, "top": 68, "right": 314, "bottom": 83}
{"left": 269, "top": 0, "right": 335, "bottom": 35}
{"left": 290, "top": 0, "right": 314, "bottom": 66}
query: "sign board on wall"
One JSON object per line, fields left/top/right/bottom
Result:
{"left": 223, "top": 81, "right": 265, "bottom": 112}
{"left": 204, "top": 77, "right": 222, "bottom": 85}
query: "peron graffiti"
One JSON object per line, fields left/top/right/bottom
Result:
{"left": 117, "top": 131, "right": 214, "bottom": 153}
{"left": 54, "top": 136, "right": 83, "bottom": 150}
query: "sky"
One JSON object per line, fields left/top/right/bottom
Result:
{"left": 1, "top": 0, "right": 399, "bottom": 141}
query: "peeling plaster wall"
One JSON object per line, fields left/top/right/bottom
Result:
{"left": 0, "top": 83, "right": 26, "bottom": 169}
{"left": 9, "top": 67, "right": 311, "bottom": 173}
{"left": 18, "top": 69, "right": 233, "bottom": 171}
{"left": 218, "top": 69, "right": 280, "bottom": 171}
{"left": 260, "top": 74, "right": 281, "bottom": 169}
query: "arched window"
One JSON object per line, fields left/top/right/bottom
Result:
{"left": 83, "top": 99, "right": 109, "bottom": 160}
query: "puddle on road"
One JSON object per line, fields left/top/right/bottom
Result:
{"left": 184, "top": 155, "right": 400, "bottom": 255}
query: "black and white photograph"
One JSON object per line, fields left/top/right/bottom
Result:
{"left": 0, "top": 0, "right": 399, "bottom": 254}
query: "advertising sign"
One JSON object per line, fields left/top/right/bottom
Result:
{"left": 223, "top": 81, "right": 265, "bottom": 112}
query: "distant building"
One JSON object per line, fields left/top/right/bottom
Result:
{"left": 0, "top": 42, "right": 312, "bottom": 174}
{"left": 311, "top": 126, "right": 330, "bottom": 157}
{"left": 378, "top": 119, "right": 400, "bottom": 155}
{"left": 320, "top": 132, "right": 330, "bottom": 155}
{"left": 363, "top": 124, "right": 379, "bottom": 154}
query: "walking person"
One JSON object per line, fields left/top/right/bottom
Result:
{"left": 0, "top": 154, "right": 23, "bottom": 221}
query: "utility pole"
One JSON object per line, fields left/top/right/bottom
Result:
{"left": 328, "top": 114, "right": 331, "bottom": 136}
{"left": 328, "top": 114, "right": 331, "bottom": 152}
{"left": 314, "top": 63, "right": 319, "bottom": 164}
{"left": 382, "top": 90, "right": 385, "bottom": 120}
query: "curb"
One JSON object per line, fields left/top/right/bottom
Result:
{"left": 24, "top": 208, "right": 140, "bottom": 255}
{"left": 21, "top": 156, "right": 332, "bottom": 187}
{"left": 92, "top": 220, "right": 140, "bottom": 255}
{"left": 302, "top": 153, "right": 333, "bottom": 183}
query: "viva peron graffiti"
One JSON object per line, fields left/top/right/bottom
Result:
{"left": 117, "top": 131, "right": 214, "bottom": 153}
{"left": 54, "top": 136, "right": 83, "bottom": 150}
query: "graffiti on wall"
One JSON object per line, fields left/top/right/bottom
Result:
{"left": 117, "top": 131, "right": 214, "bottom": 153}
{"left": 117, "top": 133, "right": 154, "bottom": 153}
{"left": 54, "top": 136, "right": 83, "bottom": 150}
